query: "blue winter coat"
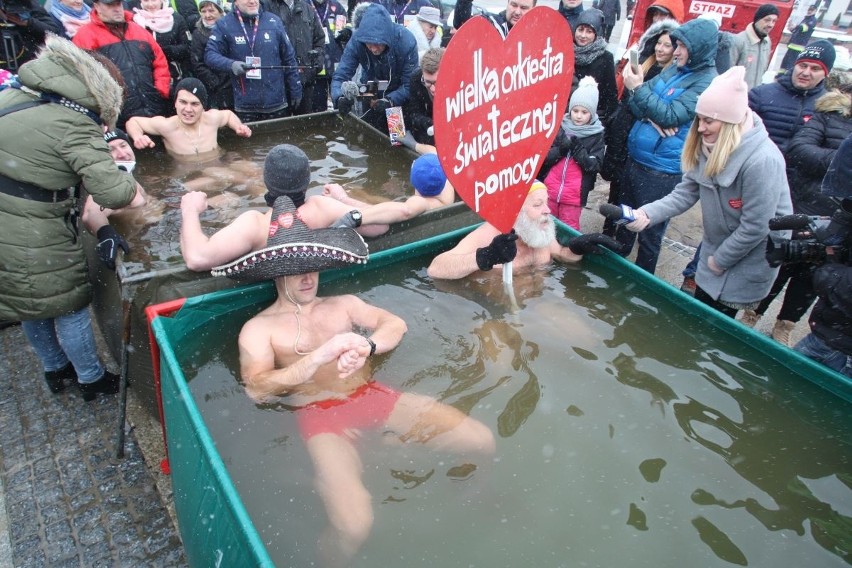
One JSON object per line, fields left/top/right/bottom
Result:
{"left": 627, "top": 18, "right": 718, "bottom": 175}
{"left": 747, "top": 70, "right": 826, "bottom": 153}
{"left": 205, "top": 8, "right": 303, "bottom": 113}
{"left": 330, "top": 4, "right": 418, "bottom": 107}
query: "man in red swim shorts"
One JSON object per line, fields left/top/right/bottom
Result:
{"left": 224, "top": 195, "right": 495, "bottom": 567}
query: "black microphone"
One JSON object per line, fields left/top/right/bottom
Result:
{"left": 768, "top": 214, "right": 815, "bottom": 231}
{"left": 599, "top": 203, "right": 636, "bottom": 224}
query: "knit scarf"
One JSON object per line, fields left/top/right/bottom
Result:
{"left": 573, "top": 38, "right": 608, "bottom": 67}
{"left": 561, "top": 114, "right": 604, "bottom": 138}
{"left": 49, "top": 1, "right": 91, "bottom": 38}
{"left": 133, "top": 7, "right": 175, "bottom": 34}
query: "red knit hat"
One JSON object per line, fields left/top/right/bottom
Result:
{"left": 695, "top": 66, "right": 750, "bottom": 124}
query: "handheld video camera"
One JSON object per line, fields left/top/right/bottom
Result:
{"left": 358, "top": 80, "right": 389, "bottom": 98}
{"left": 765, "top": 207, "right": 851, "bottom": 268}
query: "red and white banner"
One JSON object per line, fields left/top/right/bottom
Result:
{"left": 433, "top": 8, "right": 574, "bottom": 233}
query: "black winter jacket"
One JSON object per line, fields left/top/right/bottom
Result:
{"left": 810, "top": 257, "right": 852, "bottom": 357}
{"left": 574, "top": 50, "right": 618, "bottom": 125}
{"left": 785, "top": 90, "right": 852, "bottom": 215}
{"left": 266, "top": 0, "right": 326, "bottom": 86}
{"left": 0, "top": 0, "right": 65, "bottom": 69}
{"left": 748, "top": 71, "right": 826, "bottom": 153}
{"left": 403, "top": 69, "right": 434, "bottom": 145}
{"left": 190, "top": 22, "right": 233, "bottom": 109}
{"left": 538, "top": 127, "right": 606, "bottom": 205}
{"left": 145, "top": 12, "right": 192, "bottom": 82}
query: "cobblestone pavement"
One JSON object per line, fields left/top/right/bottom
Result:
{"left": 0, "top": 324, "right": 186, "bottom": 567}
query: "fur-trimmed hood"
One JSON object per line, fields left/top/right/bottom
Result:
{"left": 16, "top": 34, "right": 124, "bottom": 127}
{"left": 815, "top": 89, "right": 852, "bottom": 117}
{"left": 637, "top": 18, "right": 679, "bottom": 59}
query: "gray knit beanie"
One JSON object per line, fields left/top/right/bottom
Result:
{"left": 569, "top": 76, "right": 600, "bottom": 120}
{"left": 263, "top": 144, "right": 311, "bottom": 208}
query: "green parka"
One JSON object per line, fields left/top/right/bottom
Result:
{"left": 0, "top": 34, "right": 135, "bottom": 321}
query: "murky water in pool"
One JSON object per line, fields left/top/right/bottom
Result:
{"left": 177, "top": 256, "right": 852, "bottom": 567}
{"left": 114, "top": 115, "right": 415, "bottom": 278}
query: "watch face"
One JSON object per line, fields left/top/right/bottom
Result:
{"left": 352, "top": 211, "right": 363, "bottom": 227}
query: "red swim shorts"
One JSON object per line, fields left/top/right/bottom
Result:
{"left": 296, "top": 382, "right": 402, "bottom": 440}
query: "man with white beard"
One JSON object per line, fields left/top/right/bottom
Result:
{"left": 427, "top": 181, "right": 627, "bottom": 279}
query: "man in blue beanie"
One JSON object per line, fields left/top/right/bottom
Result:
{"left": 323, "top": 153, "right": 456, "bottom": 229}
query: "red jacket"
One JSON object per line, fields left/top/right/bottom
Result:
{"left": 73, "top": 10, "right": 170, "bottom": 124}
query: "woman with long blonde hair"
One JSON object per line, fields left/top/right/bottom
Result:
{"left": 624, "top": 66, "right": 794, "bottom": 318}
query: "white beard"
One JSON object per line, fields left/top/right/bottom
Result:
{"left": 514, "top": 213, "right": 555, "bottom": 249}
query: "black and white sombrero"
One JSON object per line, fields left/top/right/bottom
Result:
{"left": 211, "top": 196, "right": 369, "bottom": 281}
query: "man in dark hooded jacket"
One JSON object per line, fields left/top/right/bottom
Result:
{"left": 331, "top": 3, "right": 417, "bottom": 133}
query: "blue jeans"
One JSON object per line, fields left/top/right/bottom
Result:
{"left": 21, "top": 307, "right": 104, "bottom": 384}
{"left": 614, "top": 159, "right": 682, "bottom": 274}
{"left": 682, "top": 243, "right": 702, "bottom": 279}
{"left": 794, "top": 333, "right": 852, "bottom": 378}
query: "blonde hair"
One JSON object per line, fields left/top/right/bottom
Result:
{"left": 640, "top": 32, "right": 675, "bottom": 75}
{"left": 681, "top": 118, "right": 743, "bottom": 177}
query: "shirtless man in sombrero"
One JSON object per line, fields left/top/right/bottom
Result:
{"left": 179, "top": 143, "right": 388, "bottom": 272}
{"left": 225, "top": 197, "right": 495, "bottom": 568}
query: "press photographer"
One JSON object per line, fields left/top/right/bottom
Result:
{"left": 789, "top": 135, "right": 852, "bottom": 377}
{"left": 330, "top": 4, "right": 417, "bottom": 134}
{"left": 0, "top": 0, "right": 64, "bottom": 70}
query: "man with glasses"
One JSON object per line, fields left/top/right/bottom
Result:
{"left": 402, "top": 46, "right": 442, "bottom": 148}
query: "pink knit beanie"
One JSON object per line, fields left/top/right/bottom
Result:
{"left": 695, "top": 66, "right": 749, "bottom": 124}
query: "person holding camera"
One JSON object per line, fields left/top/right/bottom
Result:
{"left": 624, "top": 67, "right": 793, "bottom": 318}
{"left": 740, "top": 79, "right": 852, "bottom": 343}
{"left": 792, "top": 135, "right": 852, "bottom": 377}
{"left": 331, "top": 3, "right": 417, "bottom": 134}
{"left": 0, "top": 0, "right": 64, "bottom": 70}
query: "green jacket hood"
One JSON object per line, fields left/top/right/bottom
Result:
{"left": 17, "top": 34, "right": 124, "bottom": 128}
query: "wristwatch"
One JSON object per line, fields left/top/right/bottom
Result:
{"left": 364, "top": 336, "right": 377, "bottom": 356}
{"left": 350, "top": 210, "right": 362, "bottom": 228}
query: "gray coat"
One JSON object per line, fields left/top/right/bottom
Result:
{"left": 642, "top": 113, "right": 793, "bottom": 304}
{"left": 729, "top": 24, "right": 772, "bottom": 89}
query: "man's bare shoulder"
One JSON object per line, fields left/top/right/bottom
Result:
{"left": 153, "top": 115, "right": 181, "bottom": 135}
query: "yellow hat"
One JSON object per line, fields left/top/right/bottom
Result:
{"left": 529, "top": 181, "right": 546, "bottom": 194}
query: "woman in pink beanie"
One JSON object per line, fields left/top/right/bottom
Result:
{"left": 623, "top": 66, "right": 794, "bottom": 319}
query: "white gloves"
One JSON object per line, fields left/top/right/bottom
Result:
{"left": 625, "top": 208, "right": 650, "bottom": 232}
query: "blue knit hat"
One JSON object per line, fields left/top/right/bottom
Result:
{"left": 410, "top": 154, "right": 446, "bottom": 197}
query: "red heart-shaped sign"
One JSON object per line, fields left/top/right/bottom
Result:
{"left": 433, "top": 8, "right": 574, "bottom": 233}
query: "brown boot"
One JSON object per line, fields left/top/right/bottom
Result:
{"left": 740, "top": 309, "right": 760, "bottom": 328}
{"left": 771, "top": 320, "right": 796, "bottom": 346}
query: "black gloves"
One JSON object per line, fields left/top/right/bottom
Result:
{"left": 337, "top": 96, "right": 353, "bottom": 116}
{"left": 231, "top": 61, "right": 252, "bottom": 76}
{"left": 476, "top": 230, "right": 518, "bottom": 271}
{"left": 374, "top": 98, "right": 391, "bottom": 113}
{"left": 562, "top": 233, "right": 628, "bottom": 256}
{"left": 335, "top": 27, "right": 352, "bottom": 49}
{"left": 96, "top": 225, "right": 130, "bottom": 270}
